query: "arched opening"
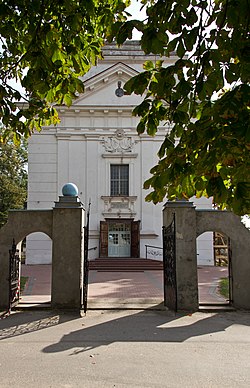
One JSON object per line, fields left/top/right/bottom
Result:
{"left": 197, "top": 231, "right": 232, "bottom": 306}
{"left": 19, "top": 232, "right": 52, "bottom": 307}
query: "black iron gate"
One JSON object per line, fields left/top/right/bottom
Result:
{"left": 162, "top": 214, "right": 177, "bottom": 311}
{"left": 0, "top": 239, "right": 20, "bottom": 319}
{"left": 228, "top": 238, "right": 233, "bottom": 305}
{"left": 82, "top": 201, "right": 90, "bottom": 313}
{"left": 9, "top": 239, "right": 21, "bottom": 309}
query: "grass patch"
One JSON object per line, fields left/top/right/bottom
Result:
{"left": 20, "top": 276, "right": 28, "bottom": 293}
{"left": 218, "top": 277, "right": 229, "bottom": 299}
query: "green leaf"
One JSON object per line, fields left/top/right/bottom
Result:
{"left": 177, "top": 39, "right": 185, "bottom": 58}
{"left": 137, "top": 121, "right": 146, "bottom": 134}
{"left": 124, "top": 72, "right": 151, "bottom": 95}
{"left": 184, "top": 28, "right": 198, "bottom": 51}
{"left": 187, "top": 8, "right": 198, "bottom": 26}
{"left": 52, "top": 48, "right": 64, "bottom": 64}
{"left": 147, "top": 115, "right": 158, "bottom": 136}
{"left": 143, "top": 60, "right": 154, "bottom": 70}
{"left": 63, "top": 94, "right": 72, "bottom": 107}
{"left": 133, "top": 100, "right": 151, "bottom": 117}
{"left": 124, "top": 76, "right": 137, "bottom": 94}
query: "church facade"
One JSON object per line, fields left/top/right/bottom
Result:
{"left": 26, "top": 41, "right": 213, "bottom": 265}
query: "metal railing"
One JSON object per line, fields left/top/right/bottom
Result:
{"left": 88, "top": 246, "right": 97, "bottom": 251}
{"left": 145, "top": 245, "right": 163, "bottom": 260}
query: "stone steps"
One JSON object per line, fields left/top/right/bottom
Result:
{"left": 89, "top": 258, "right": 163, "bottom": 271}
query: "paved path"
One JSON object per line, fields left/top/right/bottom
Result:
{"left": 0, "top": 265, "right": 245, "bottom": 387}
{"left": 20, "top": 264, "right": 229, "bottom": 307}
{"left": 0, "top": 309, "right": 250, "bottom": 387}
{"left": 21, "top": 264, "right": 52, "bottom": 304}
{"left": 198, "top": 265, "right": 228, "bottom": 304}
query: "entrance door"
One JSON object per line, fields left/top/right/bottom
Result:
{"left": 108, "top": 222, "right": 131, "bottom": 257}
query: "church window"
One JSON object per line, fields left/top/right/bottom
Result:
{"left": 110, "top": 164, "right": 129, "bottom": 196}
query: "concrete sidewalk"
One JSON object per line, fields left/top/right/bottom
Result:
{"left": 19, "top": 264, "right": 229, "bottom": 308}
{"left": 0, "top": 309, "right": 250, "bottom": 387}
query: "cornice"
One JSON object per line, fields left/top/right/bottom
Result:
{"left": 58, "top": 106, "right": 135, "bottom": 115}
{"left": 102, "top": 153, "right": 138, "bottom": 158}
{"left": 74, "top": 62, "right": 139, "bottom": 104}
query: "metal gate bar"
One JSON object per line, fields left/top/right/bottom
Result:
{"left": 82, "top": 201, "right": 91, "bottom": 314}
{"left": 228, "top": 238, "right": 233, "bottom": 305}
{"left": 162, "top": 214, "right": 177, "bottom": 311}
{"left": 9, "top": 239, "right": 20, "bottom": 308}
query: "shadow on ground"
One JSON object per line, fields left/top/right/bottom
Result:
{"left": 0, "top": 310, "right": 79, "bottom": 340}
{"left": 1, "top": 307, "right": 249, "bottom": 356}
{"left": 43, "top": 309, "right": 250, "bottom": 354}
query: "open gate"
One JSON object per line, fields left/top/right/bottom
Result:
{"left": 162, "top": 214, "right": 177, "bottom": 311}
{"left": 228, "top": 238, "right": 233, "bottom": 305}
{"left": 9, "top": 239, "right": 20, "bottom": 309}
{"left": 82, "top": 202, "right": 90, "bottom": 313}
{"left": 0, "top": 240, "right": 20, "bottom": 319}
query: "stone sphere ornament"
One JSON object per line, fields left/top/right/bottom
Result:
{"left": 62, "top": 183, "right": 79, "bottom": 197}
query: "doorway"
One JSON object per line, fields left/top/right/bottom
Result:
{"left": 20, "top": 232, "right": 52, "bottom": 306}
{"left": 100, "top": 220, "right": 140, "bottom": 258}
{"left": 197, "top": 231, "right": 232, "bottom": 306}
{"left": 108, "top": 222, "right": 131, "bottom": 257}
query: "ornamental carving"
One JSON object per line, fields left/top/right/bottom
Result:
{"left": 101, "top": 129, "right": 135, "bottom": 153}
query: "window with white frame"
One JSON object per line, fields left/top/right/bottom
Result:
{"left": 110, "top": 164, "right": 129, "bottom": 196}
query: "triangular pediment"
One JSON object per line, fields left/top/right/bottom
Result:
{"left": 73, "top": 62, "right": 143, "bottom": 106}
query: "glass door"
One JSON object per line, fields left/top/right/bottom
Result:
{"left": 108, "top": 222, "right": 131, "bottom": 257}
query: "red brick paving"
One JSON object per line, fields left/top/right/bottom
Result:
{"left": 198, "top": 265, "right": 229, "bottom": 304}
{"left": 20, "top": 264, "right": 229, "bottom": 305}
{"left": 88, "top": 271, "right": 163, "bottom": 298}
{"left": 20, "top": 265, "right": 52, "bottom": 304}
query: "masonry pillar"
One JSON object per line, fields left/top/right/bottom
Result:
{"left": 163, "top": 200, "right": 198, "bottom": 311}
{"left": 52, "top": 184, "right": 85, "bottom": 310}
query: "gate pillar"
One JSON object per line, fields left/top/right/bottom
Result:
{"left": 163, "top": 200, "right": 198, "bottom": 311}
{"left": 52, "top": 186, "right": 85, "bottom": 310}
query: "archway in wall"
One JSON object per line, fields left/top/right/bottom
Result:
{"left": 87, "top": 219, "right": 164, "bottom": 308}
{"left": 87, "top": 268, "right": 164, "bottom": 308}
{"left": 197, "top": 231, "right": 232, "bottom": 306}
{"left": 19, "top": 232, "right": 52, "bottom": 307}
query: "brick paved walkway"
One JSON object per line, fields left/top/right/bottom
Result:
{"left": 21, "top": 265, "right": 52, "bottom": 304}
{"left": 198, "top": 265, "right": 228, "bottom": 304}
{"left": 20, "top": 264, "right": 229, "bottom": 307}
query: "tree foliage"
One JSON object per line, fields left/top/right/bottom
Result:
{"left": 1, "top": 0, "right": 249, "bottom": 215}
{"left": 0, "top": 129, "right": 27, "bottom": 227}
{"left": 0, "top": 0, "right": 129, "bottom": 142}
{"left": 111, "top": 0, "right": 250, "bottom": 215}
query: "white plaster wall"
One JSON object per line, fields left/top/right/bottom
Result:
{"left": 26, "top": 133, "right": 57, "bottom": 264}
{"left": 139, "top": 135, "right": 165, "bottom": 258}
{"left": 193, "top": 197, "right": 214, "bottom": 265}
{"left": 26, "top": 233, "right": 52, "bottom": 265}
{"left": 26, "top": 42, "right": 213, "bottom": 265}
{"left": 27, "top": 125, "right": 214, "bottom": 265}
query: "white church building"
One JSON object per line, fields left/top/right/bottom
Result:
{"left": 26, "top": 41, "right": 213, "bottom": 265}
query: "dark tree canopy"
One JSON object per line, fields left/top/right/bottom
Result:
{"left": 0, "top": 0, "right": 249, "bottom": 215}
{"left": 111, "top": 0, "right": 250, "bottom": 215}
{"left": 0, "top": 0, "right": 129, "bottom": 141}
{"left": 0, "top": 128, "right": 27, "bottom": 227}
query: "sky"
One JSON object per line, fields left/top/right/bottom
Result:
{"left": 127, "top": 0, "right": 146, "bottom": 19}
{"left": 126, "top": 0, "right": 146, "bottom": 38}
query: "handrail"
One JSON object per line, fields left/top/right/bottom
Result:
{"left": 145, "top": 245, "right": 163, "bottom": 250}
{"left": 88, "top": 246, "right": 97, "bottom": 251}
{"left": 145, "top": 244, "right": 163, "bottom": 259}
